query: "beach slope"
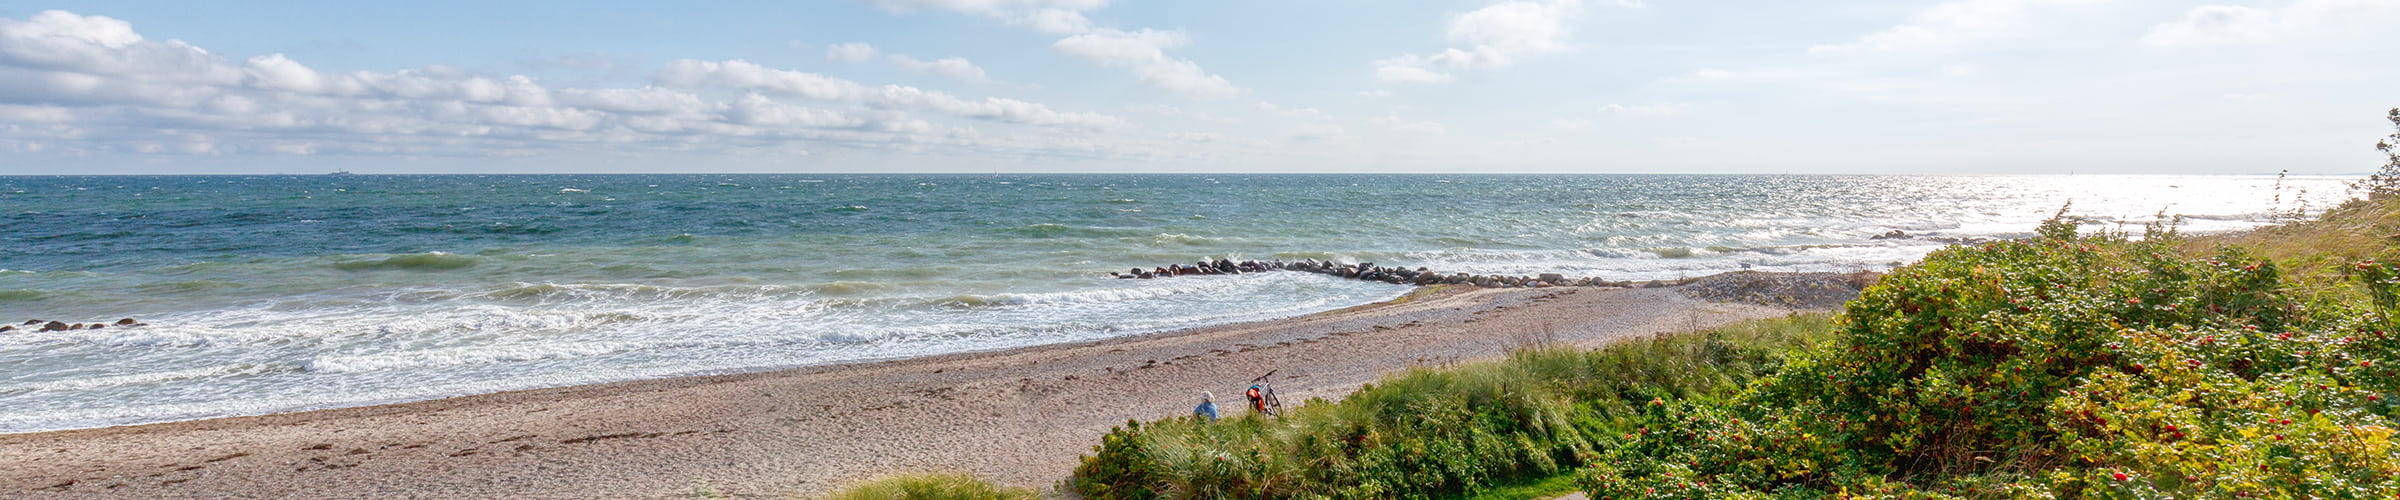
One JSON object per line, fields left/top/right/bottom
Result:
{"left": 3, "top": 281, "right": 1835, "bottom": 498}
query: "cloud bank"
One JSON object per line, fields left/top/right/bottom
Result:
{"left": 0, "top": 10, "right": 1119, "bottom": 159}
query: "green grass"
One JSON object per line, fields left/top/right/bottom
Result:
{"left": 1073, "top": 198, "right": 2400, "bottom": 499}
{"left": 1460, "top": 473, "right": 1583, "bottom": 500}
{"left": 1067, "top": 313, "right": 1835, "bottom": 499}
{"left": 822, "top": 472, "right": 1038, "bottom": 500}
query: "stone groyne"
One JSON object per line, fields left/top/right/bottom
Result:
{"left": 1115, "top": 258, "right": 1882, "bottom": 310}
{"left": 2, "top": 318, "right": 146, "bottom": 333}
{"left": 1112, "top": 258, "right": 1648, "bottom": 288}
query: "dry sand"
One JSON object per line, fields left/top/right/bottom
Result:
{"left": 2, "top": 283, "right": 1829, "bottom": 498}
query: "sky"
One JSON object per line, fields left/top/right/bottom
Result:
{"left": 0, "top": 0, "right": 2393, "bottom": 175}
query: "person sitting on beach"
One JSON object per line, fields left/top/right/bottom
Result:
{"left": 1194, "top": 391, "right": 1218, "bottom": 421}
{"left": 1246, "top": 385, "right": 1265, "bottom": 413}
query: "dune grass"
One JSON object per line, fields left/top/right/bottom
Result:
{"left": 1073, "top": 198, "right": 2400, "bottom": 499}
{"left": 1068, "top": 313, "right": 1835, "bottom": 499}
{"left": 822, "top": 472, "right": 1039, "bottom": 500}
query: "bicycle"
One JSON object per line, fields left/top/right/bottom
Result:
{"left": 1246, "top": 370, "right": 1285, "bottom": 417}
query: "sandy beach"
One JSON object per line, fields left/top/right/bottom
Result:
{"left": 2, "top": 277, "right": 1848, "bottom": 498}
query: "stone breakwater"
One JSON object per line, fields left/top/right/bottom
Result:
{"left": 1, "top": 317, "right": 146, "bottom": 334}
{"left": 1113, "top": 258, "right": 1883, "bottom": 308}
{"left": 1113, "top": 258, "right": 1658, "bottom": 289}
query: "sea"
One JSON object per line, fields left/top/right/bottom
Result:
{"left": 0, "top": 174, "right": 2356, "bottom": 433}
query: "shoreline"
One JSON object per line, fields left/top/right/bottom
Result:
{"left": 1, "top": 273, "right": 1860, "bottom": 498}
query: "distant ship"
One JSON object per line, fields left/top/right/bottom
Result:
{"left": 326, "top": 170, "right": 355, "bottom": 176}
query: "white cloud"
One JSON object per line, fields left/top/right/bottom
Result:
{"left": 1371, "top": 112, "right": 1447, "bottom": 135}
{"left": 1020, "top": 9, "right": 1094, "bottom": 35}
{"left": 868, "top": 1, "right": 1237, "bottom": 97}
{"left": 657, "top": 60, "right": 864, "bottom": 101}
{"left": 659, "top": 59, "right": 1117, "bottom": 127}
{"left": 1375, "top": 60, "right": 1455, "bottom": 84}
{"left": 1289, "top": 122, "right": 1349, "bottom": 142}
{"left": 0, "top": 104, "right": 73, "bottom": 122}
{"left": 890, "top": 55, "right": 991, "bottom": 84}
{"left": 826, "top": 42, "right": 879, "bottom": 62}
{"left": 1165, "top": 131, "right": 1223, "bottom": 143}
{"left": 1356, "top": 89, "right": 1394, "bottom": 98}
{"left": 1551, "top": 118, "right": 1593, "bottom": 129}
{"left": 1435, "top": 0, "right": 1583, "bottom": 69}
{"left": 827, "top": 41, "right": 996, "bottom": 84}
{"left": 863, "top": 0, "right": 1108, "bottom": 17}
{"left": 1598, "top": 103, "right": 1688, "bottom": 115}
{"left": 1255, "top": 101, "right": 1333, "bottom": 122}
{"left": 1809, "top": 0, "right": 2101, "bottom": 54}
{"left": 723, "top": 93, "right": 867, "bottom": 127}
{"left": 864, "top": 1, "right": 1106, "bottom": 34}
{"left": 1052, "top": 29, "right": 1238, "bottom": 97}
{"left": 555, "top": 87, "right": 711, "bottom": 115}
{"left": 2143, "top": 0, "right": 2400, "bottom": 48}
{"left": 0, "top": 10, "right": 234, "bottom": 82}
{"left": 0, "top": 10, "right": 1124, "bottom": 160}
{"left": 1372, "top": 0, "right": 1602, "bottom": 85}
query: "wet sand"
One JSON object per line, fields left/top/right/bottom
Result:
{"left": 2, "top": 283, "right": 1824, "bottom": 498}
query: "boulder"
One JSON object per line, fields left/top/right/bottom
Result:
{"left": 1539, "top": 273, "right": 1565, "bottom": 283}
{"left": 40, "top": 321, "right": 68, "bottom": 332}
{"left": 21, "top": 319, "right": 40, "bottom": 325}
{"left": 0, "top": 325, "right": 12, "bottom": 333}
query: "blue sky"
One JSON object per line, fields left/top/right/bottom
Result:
{"left": 0, "top": 0, "right": 2392, "bottom": 174}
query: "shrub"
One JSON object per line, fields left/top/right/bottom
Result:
{"left": 1583, "top": 205, "right": 2400, "bottom": 497}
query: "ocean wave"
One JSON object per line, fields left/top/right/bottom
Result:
{"left": 8, "top": 363, "right": 284, "bottom": 393}
{"left": 827, "top": 267, "right": 962, "bottom": 280}
{"left": 139, "top": 280, "right": 243, "bottom": 294}
{"left": 1009, "top": 223, "right": 1150, "bottom": 238}
{"left": 1149, "top": 233, "right": 1226, "bottom": 247}
{"left": 333, "top": 252, "right": 479, "bottom": 272}
{"left": 940, "top": 284, "right": 1198, "bottom": 308}
{"left": 305, "top": 342, "right": 635, "bottom": 373}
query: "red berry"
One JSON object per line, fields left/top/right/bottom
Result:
{"left": 2113, "top": 472, "right": 2129, "bottom": 481}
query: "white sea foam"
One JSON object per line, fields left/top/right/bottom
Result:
{"left": 8, "top": 363, "right": 279, "bottom": 393}
{"left": 305, "top": 342, "right": 636, "bottom": 373}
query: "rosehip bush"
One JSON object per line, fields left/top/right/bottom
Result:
{"left": 1586, "top": 217, "right": 2400, "bottom": 497}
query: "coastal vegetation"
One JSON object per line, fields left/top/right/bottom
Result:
{"left": 822, "top": 472, "right": 1040, "bottom": 500}
{"left": 1070, "top": 194, "right": 2400, "bottom": 496}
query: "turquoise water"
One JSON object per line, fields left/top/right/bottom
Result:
{"left": 0, "top": 174, "right": 2354, "bottom": 432}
